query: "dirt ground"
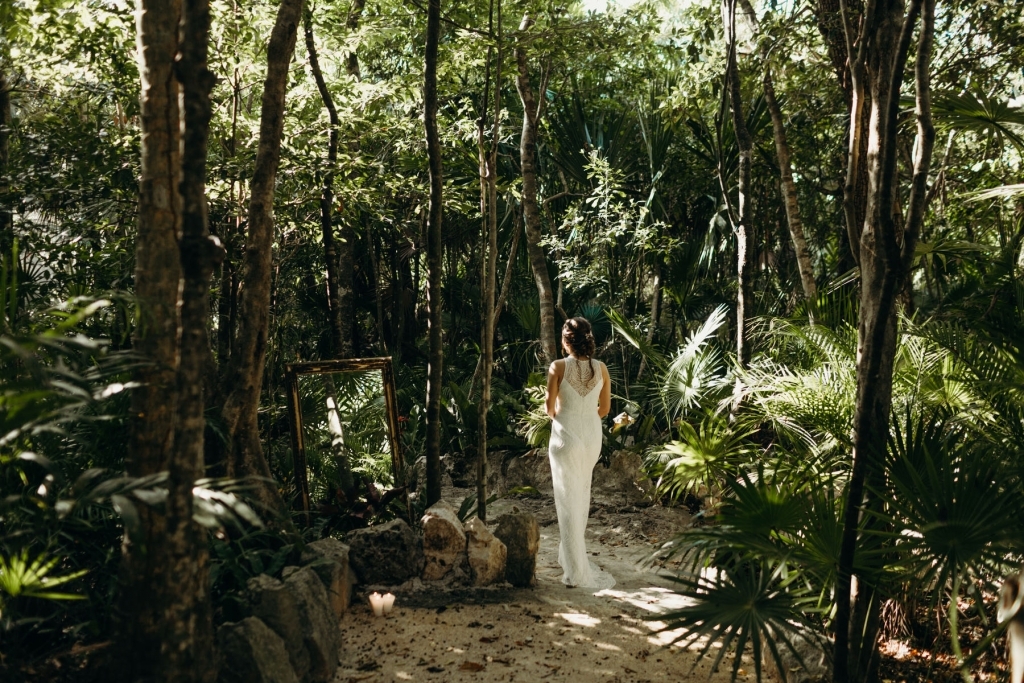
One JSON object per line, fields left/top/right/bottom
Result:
{"left": 333, "top": 487, "right": 750, "bottom": 683}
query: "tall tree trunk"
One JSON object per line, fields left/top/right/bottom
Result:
{"left": 724, "top": 0, "right": 754, "bottom": 368}
{"left": 0, "top": 68, "right": 11, "bottom": 254}
{"left": 815, "top": 0, "right": 869, "bottom": 271}
{"left": 220, "top": 0, "right": 304, "bottom": 512}
{"left": 120, "top": 0, "right": 201, "bottom": 678}
{"left": 515, "top": 15, "right": 556, "bottom": 366}
{"left": 470, "top": 216, "right": 522, "bottom": 391}
{"left": 832, "top": 1, "right": 935, "bottom": 681}
{"left": 334, "top": 0, "right": 367, "bottom": 358}
{"left": 423, "top": 0, "right": 444, "bottom": 506}
{"left": 814, "top": 0, "right": 857, "bottom": 104}
{"left": 476, "top": 0, "right": 502, "bottom": 522}
{"left": 303, "top": 10, "right": 346, "bottom": 356}
{"left": 216, "top": 61, "right": 242, "bottom": 368}
{"left": 168, "top": 0, "right": 221, "bottom": 677}
{"left": 345, "top": 0, "right": 367, "bottom": 79}
{"left": 738, "top": 0, "right": 817, "bottom": 315}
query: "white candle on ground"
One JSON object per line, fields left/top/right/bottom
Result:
{"left": 382, "top": 592, "right": 395, "bottom": 615}
{"left": 368, "top": 592, "right": 384, "bottom": 617}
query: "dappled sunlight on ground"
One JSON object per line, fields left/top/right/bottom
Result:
{"left": 332, "top": 491, "right": 754, "bottom": 682}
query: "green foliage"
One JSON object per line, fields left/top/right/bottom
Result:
{"left": 516, "top": 372, "right": 552, "bottom": 448}
{"left": 644, "top": 414, "right": 754, "bottom": 503}
{"left": 3, "top": 0, "right": 1024, "bottom": 676}
{"left": 0, "top": 549, "right": 87, "bottom": 610}
{"left": 456, "top": 490, "right": 500, "bottom": 523}
{"left": 657, "top": 560, "right": 824, "bottom": 683}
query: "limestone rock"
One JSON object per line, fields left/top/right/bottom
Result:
{"left": 504, "top": 449, "right": 553, "bottom": 493}
{"left": 421, "top": 501, "right": 467, "bottom": 581}
{"left": 463, "top": 516, "right": 507, "bottom": 586}
{"left": 301, "top": 537, "right": 354, "bottom": 617}
{"left": 246, "top": 574, "right": 309, "bottom": 681}
{"left": 762, "top": 630, "right": 831, "bottom": 683}
{"left": 591, "top": 450, "right": 653, "bottom": 506}
{"left": 283, "top": 566, "right": 341, "bottom": 683}
{"left": 494, "top": 512, "right": 539, "bottom": 587}
{"left": 346, "top": 518, "right": 425, "bottom": 585}
{"left": 487, "top": 451, "right": 507, "bottom": 495}
{"left": 217, "top": 617, "right": 299, "bottom": 683}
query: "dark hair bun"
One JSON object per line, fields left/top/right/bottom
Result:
{"left": 562, "top": 317, "right": 597, "bottom": 358}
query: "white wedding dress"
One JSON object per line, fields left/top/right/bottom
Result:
{"left": 548, "top": 357, "right": 616, "bottom": 589}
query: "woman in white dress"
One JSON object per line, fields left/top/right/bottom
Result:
{"left": 545, "top": 317, "right": 616, "bottom": 589}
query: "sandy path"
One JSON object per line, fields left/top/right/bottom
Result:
{"left": 333, "top": 489, "right": 750, "bottom": 683}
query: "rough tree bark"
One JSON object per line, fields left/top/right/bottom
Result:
{"left": 0, "top": 68, "right": 10, "bottom": 254}
{"left": 723, "top": 0, "right": 754, "bottom": 368}
{"left": 122, "top": 0, "right": 184, "bottom": 670}
{"left": 423, "top": 0, "right": 444, "bottom": 506}
{"left": 220, "top": 0, "right": 304, "bottom": 512}
{"left": 738, "top": 0, "right": 817, "bottom": 315}
{"left": 515, "top": 15, "right": 557, "bottom": 366}
{"left": 476, "top": 0, "right": 502, "bottom": 522}
{"left": 121, "top": 0, "right": 216, "bottom": 678}
{"left": 831, "top": 1, "right": 935, "bottom": 681}
{"left": 167, "top": 0, "right": 221, "bottom": 677}
{"left": 303, "top": 10, "right": 346, "bottom": 356}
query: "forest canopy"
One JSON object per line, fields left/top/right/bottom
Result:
{"left": 1, "top": 0, "right": 1023, "bottom": 681}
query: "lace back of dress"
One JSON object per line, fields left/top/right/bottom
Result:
{"left": 565, "top": 357, "right": 599, "bottom": 397}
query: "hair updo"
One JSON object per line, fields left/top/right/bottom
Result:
{"left": 562, "top": 317, "right": 597, "bottom": 359}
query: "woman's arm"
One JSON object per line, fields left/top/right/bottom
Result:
{"left": 545, "top": 360, "right": 562, "bottom": 418}
{"left": 598, "top": 362, "right": 612, "bottom": 418}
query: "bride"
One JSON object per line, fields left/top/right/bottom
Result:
{"left": 545, "top": 317, "right": 616, "bottom": 589}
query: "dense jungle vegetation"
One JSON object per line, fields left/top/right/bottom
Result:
{"left": 1, "top": 0, "right": 1023, "bottom": 680}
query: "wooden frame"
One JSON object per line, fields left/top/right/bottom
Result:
{"left": 285, "top": 357, "right": 407, "bottom": 524}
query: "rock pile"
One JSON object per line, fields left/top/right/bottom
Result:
{"left": 417, "top": 502, "right": 541, "bottom": 587}
{"left": 464, "top": 517, "right": 507, "bottom": 586}
{"left": 217, "top": 540, "right": 353, "bottom": 683}
{"left": 591, "top": 450, "right": 654, "bottom": 506}
{"left": 347, "top": 518, "right": 425, "bottom": 585}
{"left": 421, "top": 500, "right": 467, "bottom": 581}
{"left": 494, "top": 511, "right": 540, "bottom": 587}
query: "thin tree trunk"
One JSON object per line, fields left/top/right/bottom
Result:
{"left": 515, "top": 15, "right": 557, "bottom": 366}
{"left": 168, "top": 0, "right": 220, "bottom": 677}
{"left": 724, "top": 0, "right": 754, "bottom": 368}
{"left": 832, "top": 2, "right": 935, "bottom": 681}
{"left": 323, "top": 374, "right": 355, "bottom": 494}
{"left": 476, "top": 0, "right": 502, "bottom": 522}
{"left": 0, "top": 68, "right": 11, "bottom": 254}
{"left": 470, "top": 212, "right": 521, "bottom": 390}
{"left": 738, "top": 0, "right": 817, "bottom": 315}
{"left": 368, "top": 236, "right": 388, "bottom": 353}
{"left": 303, "top": 10, "right": 346, "bottom": 356}
{"left": 121, "top": 0, "right": 189, "bottom": 678}
{"left": 815, "top": 0, "right": 869, "bottom": 272}
{"left": 423, "top": 0, "right": 444, "bottom": 506}
{"left": 345, "top": 0, "right": 367, "bottom": 79}
{"left": 220, "top": 0, "right": 304, "bottom": 512}
{"left": 335, "top": 0, "right": 367, "bottom": 357}
{"left": 635, "top": 257, "right": 661, "bottom": 381}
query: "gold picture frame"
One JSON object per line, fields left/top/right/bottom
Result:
{"left": 285, "top": 357, "right": 407, "bottom": 525}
